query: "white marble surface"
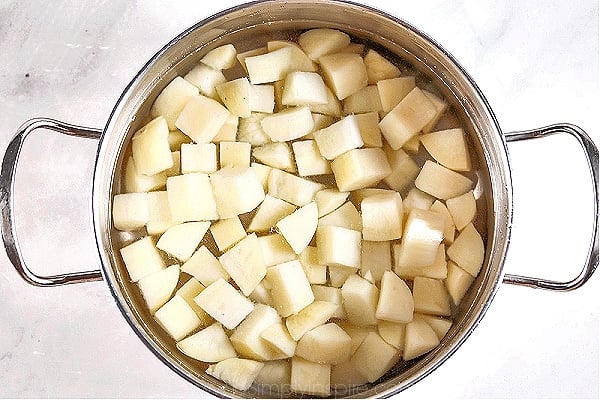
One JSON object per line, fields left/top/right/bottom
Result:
{"left": 0, "top": 0, "right": 598, "bottom": 398}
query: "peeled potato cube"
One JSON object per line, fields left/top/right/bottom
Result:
{"left": 250, "top": 162, "right": 273, "bottom": 191}
{"left": 137, "top": 264, "right": 179, "bottom": 313}
{"left": 249, "top": 195, "right": 296, "bottom": 233}
{"left": 260, "top": 322, "right": 297, "bottom": 358}
{"left": 260, "top": 106, "right": 314, "bottom": 142}
{"left": 319, "top": 52, "right": 368, "bottom": 100}
{"left": 120, "top": 236, "right": 165, "bottom": 282}
{"left": 364, "top": 49, "right": 401, "bottom": 84}
{"left": 446, "top": 190, "right": 476, "bottom": 231}
{"left": 112, "top": 193, "right": 149, "bottom": 231}
{"left": 311, "top": 285, "right": 345, "bottom": 319}
{"left": 343, "top": 85, "right": 383, "bottom": 114}
{"left": 298, "top": 28, "right": 350, "bottom": 60}
{"left": 237, "top": 113, "right": 271, "bottom": 146}
{"left": 316, "top": 225, "right": 362, "bottom": 269}
{"left": 252, "top": 142, "right": 296, "bottom": 173}
{"left": 206, "top": 358, "right": 264, "bottom": 392}
{"left": 360, "top": 241, "right": 392, "bottom": 284}
{"left": 415, "top": 314, "right": 452, "bottom": 341}
{"left": 255, "top": 360, "right": 291, "bottom": 388}
{"left": 246, "top": 47, "right": 302, "bottom": 84}
{"left": 430, "top": 200, "right": 456, "bottom": 244}
{"left": 314, "top": 189, "right": 349, "bottom": 217}
{"left": 181, "top": 245, "right": 229, "bottom": 287}
{"left": 155, "top": 295, "right": 202, "bottom": 341}
{"left": 216, "top": 77, "right": 252, "bottom": 118}
{"left": 415, "top": 160, "right": 473, "bottom": 200}
{"left": 180, "top": 143, "right": 217, "bottom": 174}
{"left": 249, "top": 84, "right": 275, "bottom": 113}
{"left": 219, "top": 141, "right": 251, "bottom": 168}
{"left": 267, "top": 169, "right": 325, "bottom": 207}
{"left": 292, "top": 140, "right": 331, "bottom": 176}
{"left": 376, "top": 76, "right": 416, "bottom": 114}
{"left": 249, "top": 279, "right": 273, "bottom": 306}
{"left": 177, "top": 322, "right": 237, "bottom": 363}
{"left": 331, "top": 148, "right": 392, "bottom": 192}
{"left": 403, "top": 318, "right": 440, "bottom": 361}
{"left": 230, "top": 304, "right": 283, "bottom": 361}
{"left": 413, "top": 277, "right": 451, "bottom": 316}
{"left": 258, "top": 234, "right": 297, "bottom": 267}
{"left": 210, "top": 166, "right": 265, "bottom": 218}
{"left": 447, "top": 223, "right": 484, "bottom": 277}
{"left": 355, "top": 111, "right": 383, "bottom": 148}
{"left": 383, "top": 146, "right": 420, "bottom": 192}
{"left": 175, "top": 278, "right": 213, "bottom": 326}
{"left": 282, "top": 71, "right": 328, "bottom": 106}
{"left": 328, "top": 265, "right": 357, "bottom": 288}
{"left": 212, "top": 114, "right": 239, "bottom": 143}
{"left": 290, "top": 357, "right": 331, "bottom": 396}
{"left": 131, "top": 116, "right": 173, "bottom": 176}
{"left": 395, "top": 243, "right": 448, "bottom": 280}
{"left": 379, "top": 87, "right": 437, "bottom": 149}
{"left": 266, "top": 40, "right": 316, "bottom": 73}
{"left": 210, "top": 217, "right": 246, "bottom": 252}
{"left": 183, "top": 63, "right": 226, "bottom": 99}
{"left": 361, "top": 192, "right": 403, "bottom": 241}
{"left": 219, "top": 233, "right": 266, "bottom": 296}
{"left": 277, "top": 201, "right": 318, "bottom": 255}
{"left": 377, "top": 320, "right": 406, "bottom": 349}
{"left": 350, "top": 331, "right": 400, "bottom": 383}
{"left": 342, "top": 274, "right": 379, "bottom": 326}
{"left": 146, "top": 191, "right": 180, "bottom": 235}
{"left": 421, "top": 128, "right": 472, "bottom": 172}
{"left": 313, "top": 114, "right": 364, "bottom": 160}
{"left": 237, "top": 47, "right": 268, "bottom": 72}
{"left": 167, "top": 173, "right": 218, "bottom": 222}
{"left": 296, "top": 323, "right": 352, "bottom": 365}
{"left": 318, "top": 201, "right": 362, "bottom": 230}
{"left": 285, "top": 300, "right": 338, "bottom": 341}
{"left": 376, "top": 271, "right": 414, "bottom": 323}
{"left": 403, "top": 187, "right": 436, "bottom": 215}
{"left": 396, "top": 209, "right": 445, "bottom": 268}
{"left": 201, "top": 44, "right": 237, "bottom": 70}
{"left": 299, "top": 246, "right": 327, "bottom": 284}
{"left": 124, "top": 156, "right": 166, "bottom": 193}
{"left": 150, "top": 77, "right": 199, "bottom": 130}
{"left": 266, "top": 260, "right": 315, "bottom": 318}
{"left": 156, "top": 221, "right": 210, "bottom": 262}
{"left": 308, "top": 86, "right": 343, "bottom": 117}
{"left": 445, "top": 261, "right": 475, "bottom": 305}
{"left": 194, "top": 278, "right": 254, "bottom": 330}
{"left": 421, "top": 90, "right": 448, "bottom": 133}
{"left": 175, "top": 95, "right": 230, "bottom": 143}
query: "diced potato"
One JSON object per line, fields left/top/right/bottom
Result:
{"left": 361, "top": 192, "right": 403, "bottom": 241}
{"left": 167, "top": 173, "right": 218, "bottom": 222}
{"left": 403, "top": 187, "right": 436, "bottom": 215}
{"left": 175, "top": 95, "right": 230, "bottom": 143}
{"left": 383, "top": 146, "right": 420, "bottom": 192}
{"left": 194, "top": 278, "right": 254, "bottom": 330}
{"left": 237, "top": 113, "right": 271, "bottom": 146}
{"left": 237, "top": 47, "right": 268, "bottom": 73}
{"left": 363, "top": 49, "right": 401, "bottom": 84}
{"left": 212, "top": 114, "right": 239, "bottom": 142}
{"left": 338, "top": 322, "right": 376, "bottom": 355}
{"left": 120, "top": 236, "right": 165, "bottom": 282}
{"left": 396, "top": 209, "right": 445, "bottom": 268}
{"left": 313, "top": 114, "right": 364, "bottom": 160}
{"left": 376, "top": 270, "right": 414, "bottom": 323}
{"left": 377, "top": 320, "right": 406, "bottom": 349}
{"left": 249, "top": 195, "right": 296, "bottom": 233}
{"left": 252, "top": 142, "right": 296, "bottom": 172}
{"left": 210, "top": 217, "right": 246, "bottom": 252}
{"left": 350, "top": 331, "right": 400, "bottom": 382}
{"left": 150, "top": 77, "right": 199, "bottom": 130}
{"left": 376, "top": 76, "right": 415, "bottom": 113}
{"left": 260, "top": 322, "right": 297, "bottom": 358}
{"left": 258, "top": 234, "right": 296, "bottom": 267}
{"left": 349, "top": 188, "right": 396, "bottom": 205}
{"left": 290, "top": 357, "right": 331, "bottom": 397}
{"left": 343, "top": 85, "right": 383, "bottom": 115}
{"left": 319, "top": 52, "right": 368, "bottom": 100}
{"left": 249, "top": 84, "right": 275, "bottom": 113}
{"left": 156, "top": 221, "right": 210, "bottom": 261}
{"left": 250, "top": 162, "right": 272, "bottom": 191}
{"left": 299, "top": 246, "right": 327, "bottom": 284}
{"left": 249, "top": 280, "right": 273, "bottom": 306}
{"left": 314, "top": 189, "right": 349, "bottom": 217}
{"left": 216, "top": 77, "right": 251, "bottom": 118}
{"left": 131, "top": 116, "right": 173, "bottom": 176}
{"left": 267, "top": 169, "right": 325, "bottom": 206}
{"left": 177, "top": 322, "right": 237, "bottom": 362}
{"left": 415, "top": 160, "right": 473, "bottom": 200}
{"left": 415, "top": 314, "right": 452, "bottom": 341}
{"left": 316, "top": 225, "right": 362, "bottom": 269}
{"left": 267, "top": 260, "right": 315, "bottom": 317}
{"left": 282, "top": 71, "right": 328, "bottom": 106}
{"left": 342, "top": 274, "right": 379, "bottom": 326}
{"left": 277, "top": 201, "right": 318, "bottom": 254}
{"left": 421, "top": 90, "right": 448, "bottom": 133}
{"left": 447, "top": 223, "right": 484, "bottom": 277}
{"left": 137, "top": 264, "right": 180, "bottom": 313}
{"left": 175, "top": 278, "right": 213, "bottom": 329}
{"left": 201, "top": 44, "right": 237, "bottom": 70}
{"left": 255, "top": 360, "right": 291, "bottom": 389}
{"left": 146, "top": 191, "right": 180, "bottom": 235}
{"left": 292, "top": 140, "right": 331, "bottom": 176}
{"left": 328, "top": 265, "right": 357, "bottom": 288}
{"left": 219, "top": 141, "right": 251, "bottom": 168}
{"left": 413, "top": 277, "right": 451, "bottom": 316}
{"left": 266, "top": 40, "right": 316, "bottom": 73}
{"left": 445, "top": 261, "right": 475, "bottom": 305}
{"left": 181, "top": 245, "right": 229, "bottom": 287}
{"left": 379, "top": 87, "right": 437, "bottom": 149}
{"left": 260, "top": 106, "right": 314, "bottom": 142}
{"left": 403, "top": 318, "right": 440, "bottom": 361}
{"left": 218, "top": 233, "right": 266, "bottom": 296}
{"left": 210, "top": 166, "right": 265, "bottom": 218}
{"left": 421, "top": 128, "right": 471, "bottom": 172}
{"left": 430, "top": 200, "right": 456, "bottom": 244}
{"left": 206, "top": 358, "right": 264, "bottom": 392}
{"left": 285, "top": 300, "right": 338, "bottom": 341}
{"left": 230, "top": 304, "right": 284, "bottom": 361}
{"left": 155, "top": 295, "right": 202, "bottom": 341}
{"left": 298, "top": 28, "right": 350, "bottom": 60}
{"left": 360, "top": 241, "right": 392, "bottom": 283}
{"left": 308, "top": 86, "right": 343, "bottom": 117}
{"left": 318, "top": 201, "right": 362, "bottom": 231}
{"left": 395, "top": 243, "right": 447, "bottom": 280}
{"left": 355, "top": 111, "right": 383, "bottom": 148}
{"left": 311, "top": 284, "right": 345, "bottom": 319}
{"left": 180, "top": 143, "right": 217, "bottom": 174}
{"left": 183, "top": 63, "right": 226, "bottom": 99}
{"left": 124, "top": 156, "right": 166, "bottom": 193}
{"left": 331, "top": 148, "right": 392, "bottom": 192}
{"left": 112, "top": 193, "right": 149, "bottom": 231}
{"left": 296, "top": 323, "right": 352, "bottom": 365}
{"left": 246, "top": 47, "right": 311, "bottom": 84}
{"left": 446, "top": 190, "right": 476, "bottom": 231}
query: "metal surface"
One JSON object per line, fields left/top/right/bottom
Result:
{"left": 0, "top": 118, "right": 104, "bottom": 286}
{"left": 503, "top": 124, "right": 599, "bottom": 291}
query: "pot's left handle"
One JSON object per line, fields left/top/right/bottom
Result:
{"left": 1, "top": 118, "right": 104, "bottom": 286}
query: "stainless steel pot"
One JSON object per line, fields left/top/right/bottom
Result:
{"left": 1, "top": 0, "right": 598, "bottom": 398}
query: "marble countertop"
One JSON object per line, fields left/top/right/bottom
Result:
{"left": 1, "top": 0, "right": 598, "bottom": 398}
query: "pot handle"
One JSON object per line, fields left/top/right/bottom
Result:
{"left": 1, "top": 118, "right": 104, "bottom": 286}
{"left": 502, "top": 123, "right": 599, "bottom": 291}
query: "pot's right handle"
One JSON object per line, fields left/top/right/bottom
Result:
{"left": 503, "top": 123, "right": 599, "bottom": 291}
{"left": 1, "top": 118, "right": 104, "bottom": 287}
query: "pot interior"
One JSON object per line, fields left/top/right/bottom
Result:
{"left": 93, "top": 0, "right": 512, "bottom": 397}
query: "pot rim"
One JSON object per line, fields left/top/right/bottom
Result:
{"left": 91, "top": 0, "right": 514, "bottom": 397}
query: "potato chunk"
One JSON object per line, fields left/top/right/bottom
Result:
{"left": 319, "top": 52, "right": 368, "bottom": 100}
{"left": 376, "top": 271, "right": 414, "bottom": 323}
{"left": 131, "top": 116, "right": 173, "bottom": 176}
{"left": 295, "top": 323, "right": 351, "bottom": 365}
{"left": 342, "top": 274, "right": 379, "bottom": 326}
{"left": 120, "top": 236, "right": 165, "bottom": 282}
{"left": 177, "top": 322, "right": 237, "bottom": 362}
{"left": 361, "top": 192, "right": 403, "bottom": 241}
{"left": 266, "top": 260, "right": 315, "bottom": 317}
{"left": 206, "top": 358, "right": 264, "bottom": 392}
{"left": 447, "top": 223, "right": 484, "bottom": 277}
{"left": 218, "top": 233, "right": 266, "bottom": 296}
{"left": 175, "top": 95, "right": 230, "bottom": 143}
{"left": 150, "top": 77, "right": 199, "bottom": 130}
{"left": 350, "top": 331, "right": 400, "bottom": 382}
{"left": 331, "top": 148, "right": 392, "bottom": 192}
{"left": 194, "top": 279, "right": 254, "bottom": 330}
{"left": 210, "top": 166, "right": 265, "bottom": 218}
{"left": 415, "top": 160, "right": 473, "bottom": 200}
{"left": 313, "top": 114, "right": 364, "bottom": 160}
{"left": 290, "top": 357, "right": 331, "bottom": 396}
